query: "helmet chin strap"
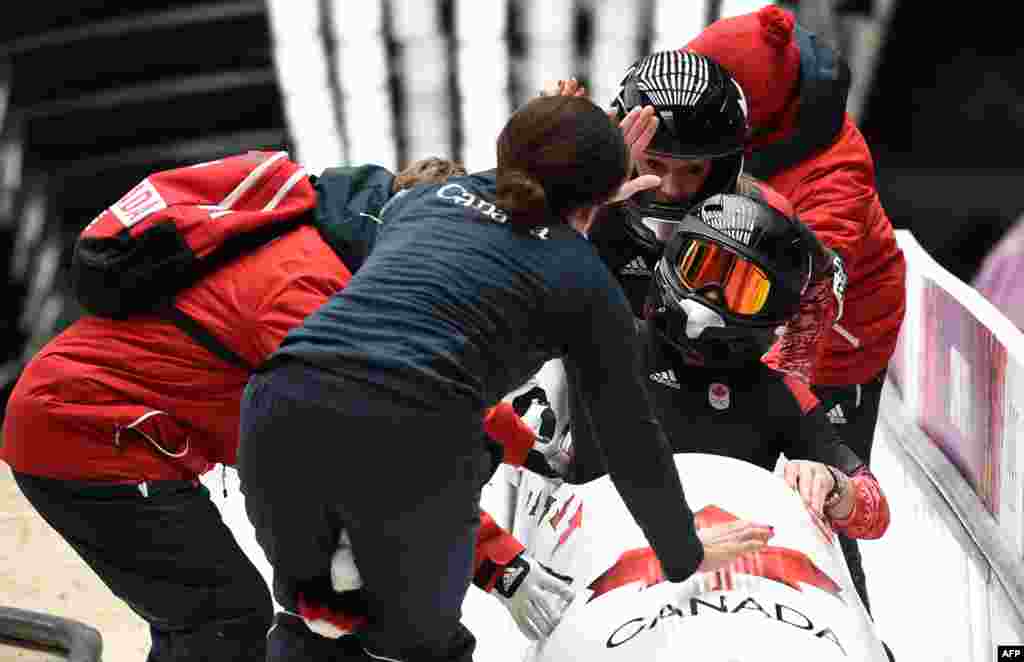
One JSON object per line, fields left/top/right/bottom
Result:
{"left": 679, "top": 298, "right": 726, "bottom": 339}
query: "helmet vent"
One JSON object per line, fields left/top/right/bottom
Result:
{"left": 698, "top": 199, "right": 756, "bottom": 246}
{"left": 634, "top": 51, "right": 710, "bottom": 108}
{"left": 699, "top": 202, "right": 725, "bottom": 227}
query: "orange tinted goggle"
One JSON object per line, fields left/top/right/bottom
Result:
{"left": 676, "top": 238, "right": 771, "bottom": 315}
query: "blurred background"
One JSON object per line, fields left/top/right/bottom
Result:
{"left": 0, "top": 0, "right": 1021, "bottom": 410}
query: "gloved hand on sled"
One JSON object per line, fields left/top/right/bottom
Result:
{"left": 491, "top": 551, "right": 576, "bottom": 640}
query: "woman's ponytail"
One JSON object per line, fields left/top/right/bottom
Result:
{"left": 496, "top": 96, "right": 628, "bottom": 230}
{"left": 496, "top": 169, "right": 548, "bottom": 223}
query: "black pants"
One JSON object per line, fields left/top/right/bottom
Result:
{"left": 812, "top": 369, "right": 886, "bottom": 616}
{"left": 12, "top": 472, "right": 273, "bottom": 661}
{"left": 237, "top": 361, "right": 486, "bottom": 662}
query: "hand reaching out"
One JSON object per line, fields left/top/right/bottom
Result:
{"left": 538, "top": 78, "right": 661, "bottom": 223}
{"left": 491, "top": 552, "right": 576, "bottom": 640}
{"left": 538, "top": 76, "right": 659, "bottom": 189}
{"left": 539, "top": 77, "right": 588, "bottom": 98}
{"left": 695, "top": 519, "right": 774, "bottom": 573}
{"left": 616, "top": 105, "right": 659, "bottom": 173}
{"left": 783, "top": 459, "right": 835, "bottom": 517}
{"left": 782, "top": 459, "right": 846, "bottom": 543}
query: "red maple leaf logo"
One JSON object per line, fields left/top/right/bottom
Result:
{"left": 587, "top": 505, "right": 842, "bottom": 602}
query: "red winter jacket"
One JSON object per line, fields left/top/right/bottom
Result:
{"left": 1, "top": 224, "right": 352, "bottom": 482}
{"left": 686, "top": 5, "right": 906, "bottom": 387}
{"left": 760, "top": 116, "right": 906, "bottom": 386}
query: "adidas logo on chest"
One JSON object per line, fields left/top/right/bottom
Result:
{"left": 826, "top": 404, "right": 847, "bottom": 424}
{"left": 649, "top": 369, "right": 680, "bottom": 389}
{"left": 620, "top": 256, "right": 651, "bottom": 277}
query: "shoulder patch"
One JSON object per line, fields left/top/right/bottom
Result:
{"left": 708, "top": 382, "right": 730, "bottom": 410}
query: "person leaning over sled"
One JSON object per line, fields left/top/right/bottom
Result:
{"left": 0, "top": 154, "right": 557, "bottom": 662}
{"left": 235, "top": 96, "right": 775, "bottom": 662}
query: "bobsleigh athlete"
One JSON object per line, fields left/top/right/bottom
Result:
{"left": 567, "top": 187, "right": 890, "bottom": 539}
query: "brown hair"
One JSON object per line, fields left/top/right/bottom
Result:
{"left": 496, "top": 96, "right": 627, "bottom": 227}
{"left": 393, "top": 157, "right": 468, "bottom": 193}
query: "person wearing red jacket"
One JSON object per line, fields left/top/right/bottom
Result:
{"left": 0, "top": 156, "right": 563, "bottom": 661}
{"left": 684, "top": 4, "right": 906, "bottom": 616}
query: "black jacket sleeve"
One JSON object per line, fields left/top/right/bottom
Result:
{"left": 563, "top": 358, "right": 608, "bottom": 484}
{"left": 567, "top": 280, "right": 704, "bottom": 582}
{"left": 781, "top": 379, "right": 866, "bottom": 475}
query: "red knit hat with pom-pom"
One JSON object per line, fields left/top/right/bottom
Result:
{"left": 685, "top": 5, "right": 801, "bottom": 131}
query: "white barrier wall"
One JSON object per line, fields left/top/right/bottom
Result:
{"left": 860, "top": 230, "right": 1024, "bottom": 661}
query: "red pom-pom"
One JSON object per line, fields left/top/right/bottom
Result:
{"left": 757, "top": 5, "right": 794, "bottom": 48}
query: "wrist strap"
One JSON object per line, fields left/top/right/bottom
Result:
{"left": 823, "top": 465, "right": 845, "bottom": 508}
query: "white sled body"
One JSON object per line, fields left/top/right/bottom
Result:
{"left": 498, "top": 452, "right": 889, "bottom": 662}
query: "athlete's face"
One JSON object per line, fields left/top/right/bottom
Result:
{"left": 635, "top": 153, "right": 712, "bottom": 207}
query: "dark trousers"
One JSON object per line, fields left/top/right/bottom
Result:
{"left": 812, "top": 369, "right": 886, "bottom": 616}
{"left": 12, "top": 472, "right": 273, "bottom": 661}
{"left": 237, "top": 361, "right": 486, "bottom": 662}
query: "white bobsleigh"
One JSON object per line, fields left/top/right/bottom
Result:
{"left": 495, "top": 452, "right": 889, "bottom": 661}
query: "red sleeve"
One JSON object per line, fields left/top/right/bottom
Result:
{"left": 482, "top": 401, "right": 535, "bottom": 467}
{"left": 763, "top": 271, "right": 834, "bottom": 384}
{"left": 831, "top": 467, "right": 890, "bottom": 540}
{"left": 472, "top": 510, "right": 525, "bottom": 592}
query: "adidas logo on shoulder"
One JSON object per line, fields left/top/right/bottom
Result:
{"left": 649, "top": 369, "right": 680, "bottom": 389}
{"left": 620, "top": 256, "right": 651, "bottom": 277}
{"left": 826, "top": 404, "right": 847, "bottom": 425}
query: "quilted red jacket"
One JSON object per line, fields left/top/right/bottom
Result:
{"left": 1, "top": 223, "right": 352, "bottom": 482}
{"left": 759, "top": 116, "right": 907, "bottom": 386}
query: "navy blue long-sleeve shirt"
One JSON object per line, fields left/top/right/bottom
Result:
{"left": 273, "top": 170, "right": 705, "bottom": 580}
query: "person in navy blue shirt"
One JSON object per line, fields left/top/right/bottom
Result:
{"left": 236, "top": 96, "right": 773, "bottom": 662}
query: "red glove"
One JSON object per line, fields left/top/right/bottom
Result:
{"left": 830, "top": 467, "right": 891, "bottom": 540}
{"left": 483, "top": 401, "right": 536, "bottom": 466}
{"left": 473, "top": 510, "right": 526, "bottom": 592}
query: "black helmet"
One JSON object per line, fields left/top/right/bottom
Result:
{"left": 646, "top": 190, "right": 814, "bottom": 368}
{"left": 612, "top": 50, "right": 749, "bottom": 217}
{"left": 594, "top": 50, "right": 749, "bottom": 316}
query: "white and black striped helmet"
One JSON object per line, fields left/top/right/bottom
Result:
{"left": 612, "top": 50, "right": 749, "bottom": 205}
